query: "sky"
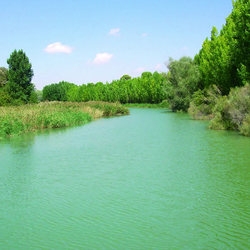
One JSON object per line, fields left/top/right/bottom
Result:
{"left": 1, "top": 0, "right": 233, "bottom": 90}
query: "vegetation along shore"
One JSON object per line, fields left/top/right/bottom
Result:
{"left": 0, "top": 101, "right": 128, "bottom": 138}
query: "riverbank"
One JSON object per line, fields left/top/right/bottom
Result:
{"left": 188, "top": 84, "right": 250, "bottom": 137}
{"left": 0, "top": 101, "right": 129, "bottom": 138}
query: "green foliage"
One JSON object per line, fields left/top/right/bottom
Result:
{"left": 0, "top": 87, "right": 12, "bottom": 106}
{"left": 120, "top": 74, "right": 132, "bottom": 81}
{"left": 85, "top": 101, "right": 129, "bottom": 116}
{"left": 209, "top": 84, "right": 250, "bottom": 134}
{"left": 42, "top": 81, "right": 76, "bottom": 101}
{"left": 195, "top": 0, "right": 250, "bottom": 94}
{"left": 188, "top": 85, "right": 222, "bottom": 119}
{"left": 0, "top": 116, "right": 25, "bottom": 137}
{"left": 209, "top": 96, "right": 232, "bottom": 130}
{"left": 190, "top": 84, "right": 250, "bottom": 137}
{"left": 189, "top": 0, "right": 250, "bottom": 136}
{"left": 29, "top": 90, "right": 38, "bottom": 104}
{"left": 240, "top": 114, "right": 250, "bottom": 136}
{"left": 42, "top": 72, "right": 166, "bottom": 104}
{"left": 230, "top": 0, "right": 250, "bottom": 83}
{"left": 164, "top": 57, "right": 201, "bottom": 112}
{"left": 6, "top": 49, "right": 35, "bottom": 104}
{"left": 195, "top": 30, "right": 231, "bottom": 94}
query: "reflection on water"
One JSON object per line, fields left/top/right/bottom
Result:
{"left": 0, "top": 109, "right": 249, "bottom": 250}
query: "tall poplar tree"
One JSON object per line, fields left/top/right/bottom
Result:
{"left": 195, "top": 0, "right": 249, "bottom": 94}
{"left": 229, "top": 0, "right": 250, "bottom": 85}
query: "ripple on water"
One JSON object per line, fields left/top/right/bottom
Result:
{"left": 0, "top": 109, "right": 249, "bottom": 249}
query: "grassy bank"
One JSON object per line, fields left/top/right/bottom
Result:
{"left": 0, "top": 101, "right": 129, "bottom": 138}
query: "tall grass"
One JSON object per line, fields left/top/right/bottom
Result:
{"left": 0, "top": 101, "right": 129, "bottom": 138}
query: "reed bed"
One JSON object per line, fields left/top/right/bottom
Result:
{"left": 0, "top": 101, "right": 129, "bottom": 138}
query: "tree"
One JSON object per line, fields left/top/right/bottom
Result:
{"left": 42, "top": 81, "right": 76, "bottom": 101}
{"left": 229, "top": 0, "right": 250, "bottom": 86}
{"left": 6, "top": 49, "right": 35, "bottom": 103}
{"left": 165, "top": 57, "right": 201, "bottom": 111}
{"left": 195, "top": 27, "right": 232, "bottom": 94}
{"left": 120, "top": 74, "right": 131, "bottom": 81}
{"left": 41, "top": 71, "right": 166, "bottom": 104}
{"left": 195, "top": 0, "right": 250, "bottom": 94}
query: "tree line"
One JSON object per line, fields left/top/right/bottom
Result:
{"left": 42, "top": 72, "right": 166, "bottom": 104}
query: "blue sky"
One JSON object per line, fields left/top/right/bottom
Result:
{"left": 1, "top": 0, "right": 233, "bottom": 90}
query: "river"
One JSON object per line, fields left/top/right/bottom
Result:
{"left": 0, "top": 108, "right": 249, "bottom": 249}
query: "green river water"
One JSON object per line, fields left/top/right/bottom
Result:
{"left": 0, "top": 108, "right": 249, "bottom": 249}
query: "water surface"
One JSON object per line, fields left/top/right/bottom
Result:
{"left": 0, "top": 108, "right": 249, "bottom": 249}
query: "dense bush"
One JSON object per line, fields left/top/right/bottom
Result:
{"left": 189, "top": 83, "right": 250, "bottom": 136}
{"left": 188, "top": 85, "right": 222, "bottom": 119}
{"left": 240, "top": 114, "right": 250, "bottom": 136}
{"left": 209, "top": 84, "right": 250, "bottom": 135}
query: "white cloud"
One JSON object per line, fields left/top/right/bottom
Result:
{"left": 93, "top": 53, "right": 113, "bottom": 64}
{"left": 109, "top": 28, "right": 120, "bottom": 36}
{"left": 141, "top": 33, "right": 148, "bottom": 37}
{"left": 44, "top": 42, "right": 73, "bottom": 54}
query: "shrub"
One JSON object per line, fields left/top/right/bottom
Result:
{"left": 209, "top": 96, "right": 232, "bottom": 130}
{"left": 240, "top": 114, "right": 250, "bottom": 136}
{"left": 227, "top": 84, "right": 250, "bottom": 129}
{"left": 209, "top": 84, "right": 250, "bottom": 132}
{"left": 0, "top": 88, "right": 12, "bottom": 106}
{"left": 188, "top": 85, "right": 221, "bottom": 119}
